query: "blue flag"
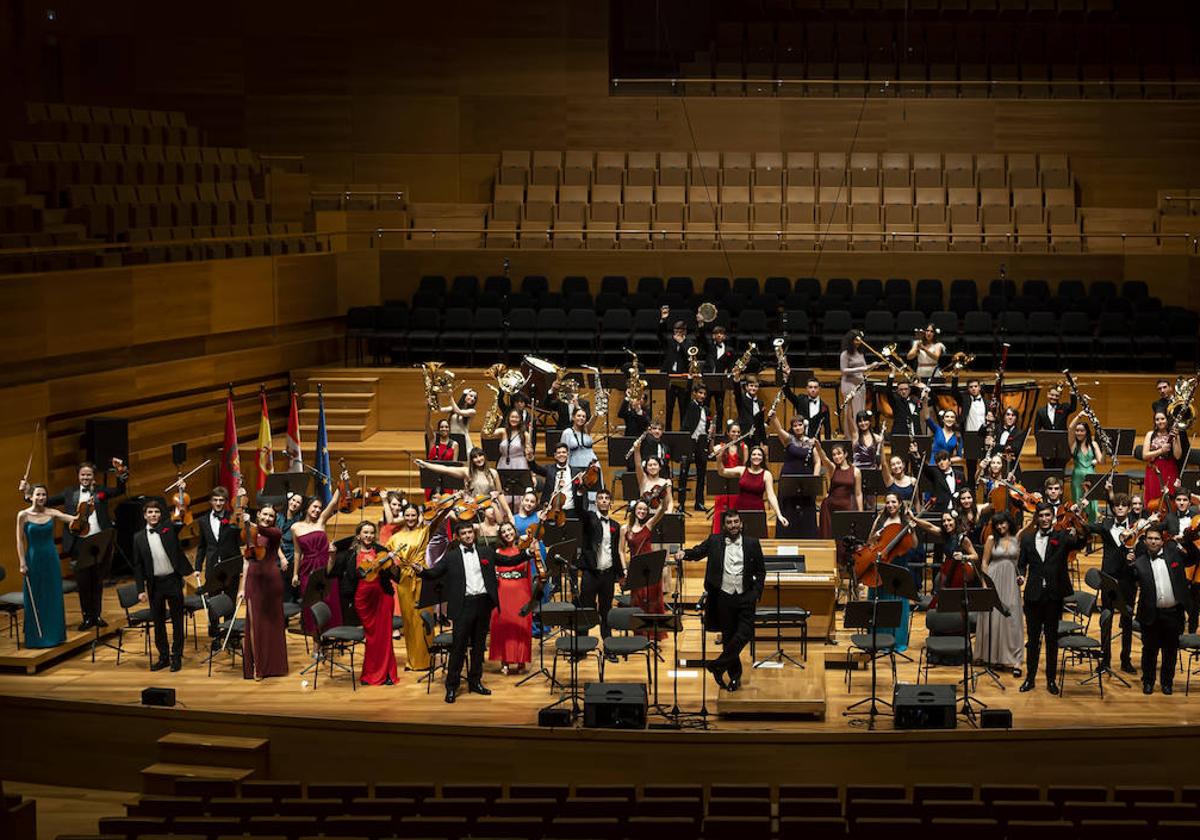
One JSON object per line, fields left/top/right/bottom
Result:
{"left": 314, "top": 384, "right": 332, "bottom": 505}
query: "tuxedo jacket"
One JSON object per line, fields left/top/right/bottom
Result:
{"left": 420, "top": 545, "right": 499, "bottom": 620}
{"left": 1017, "top": 528, "right": 1083, "bottom": 604}
{"left": 1133, "top": 544, "right": 1197, "bottom": 626}
{"left": 784, "top": 388, "right": 832, "bottom": 439}
{"left": 699, "top": 323, "right": 736, "bottom": 377}
{"left": 680, "top": 398, "right": 711, "bottom": 444}
{"left": 539, "top": 462, "right": 581, "bottom": 509}
{"left": 658, "top": 319, "right": 698, "bottom": 375}
{"left": 922, "top": 466, "right": 967, "bottom": 511}
{"left": 579, "top": 511, "right": 624, "bottom": 577}
{"left": 617, "top": 400, "right": 650, "bottom": 439}
{"left": 639, "top": 435, "right": 671, "bottom": 467}
{"left": 1033, "top": 394, "right": 1078, "bottom": 432}
{"left": 950, "top": 375, "right": 990, "bottom": 432}
{"left": 543, "top": 393, "right": 591, "bottom": 431}
{"left": 732, "top": 387, "right": 767, "bottom": 442}
{"left": 681, "top": 534, "right": 766, "bottom": 631}
{"left": 132, "top": 522, "right": 195, "bottom": 594}
{"left": 195, "top": 510, "right": 242, "bottom": 572}
{"left": 47, "top": 476, "right": 128, "bottom": 555}
{"left": 884, "top": 376, "right": 923, "bottom": 437}
{"left": 1086, "top": 518, "right": 1139, "bottom": 580}
{"left": 1164, "top": 507, "right": 1199, "bottom": 540}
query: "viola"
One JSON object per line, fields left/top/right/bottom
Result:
{"left": 853, "top": 521, "right": 918, "bottom": 588}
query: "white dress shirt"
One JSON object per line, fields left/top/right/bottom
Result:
{"left": 1150, "top": 552, "right": 1177, "bottom": 609}
{"left": 555, "top": 465, "right": 575, "bottom": 511}
{"left": 147, "top": 527, "right": 173, "bottom": 577}
{"left": 691, "top": 402, "right": 708, "bottom": 441}
{"left": 943, "top": 469, "right": 957, "bottom": 496}
{"left": 965, "top": 396, "right": 986, "bottom": 432}
{"left": 597, "top": 517, "right": 613, "bottom": 571}
{"left": 209, "top": 510, "right": 223, "bottom": 539}
{"left": 1046, "top": 405, "right": 1057, "bottom": 426}
{"left": 79, "top": 487, "right": 100, "bottom": 536}
{"left": 808, "top": 399, "right": 820, "bottom": 419}
{"left": 721, "top": 537, "right": 745, "bottom": 595}
{"left": 1035, "top": 531, "right": 1049, "bottom": 560}
{"left": 461, "top": 546, "right": 487, "bottom": 596}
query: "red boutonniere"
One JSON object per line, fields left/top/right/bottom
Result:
{"left": 480, "top": 558, "right": 490, "bottom": 567}
{"left": 161, "top": 527, "right": 170, "bottom": 535}
{"left": 1049, "top": 538, "right": 1060, "bottom": 548}
{"left": 219, "top": 518, "right": 229, "bottom": 527}
{"left": 96, "top": 492, "right": 106, "bottom": 501}
{"left": 1171, "top": 562, "right": 1180, "bottom": 570}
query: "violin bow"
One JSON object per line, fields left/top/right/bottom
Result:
{"left": 22, "top": 421, "right": 40, "bottom": 486}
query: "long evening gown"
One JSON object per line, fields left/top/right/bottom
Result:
{"left": 712, "top": 448, "right": 744, "bottom": 536}
{"left": 779, "top": 440, "right": 818, "bottom": 539}
{"left": 820, "top": 466, "right": 858, "bottom": 568}
{"left": 973, "top": 535, "right": 1024, "bottom": 669}
{"left": 243, "top": 526, "right": 289, "bottom": 679}
{"left": 296, "top": 528, "right": 340, "bottom": 634}
{"left": 626, "top": 525, "right": 664, "bottom": 640}
{"left": 867, "top": 523, "right": 911, "bottom": 654}
{"left": 734, "top": 469, "right": 767, "bottom": 512}
{"left": 489, "top": 545, "right": 533, "bottom": 665}
{"left": 1143, "top": 431, "right": 1179, "bottom": 506}
{"left": 1071, "top": 444, "right": 1098, "bottom": 522}
{"left": 22, "top": 519, "right": 66, "bottom": 648}
{"left": 354, "top": 547, "right": 399, "bottom": 685}
{"left": 386, "top": 526, "right": 434, "bottom": 671}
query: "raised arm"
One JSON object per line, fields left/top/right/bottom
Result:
{"left": 981, "top": 534, "right": 995, "bottom": 573}
{"left": 718, "top": 462, "right": 746, "bottom": 479}
{"left": 316, "top": 486, "right": 342, "bottom": 526}
{"left": 762, "top": 471, "right": 789, "bottom": 527}
{"left": 770, "top": 412, "right": 790, "bottom": 445}
{"left": 634, "top": 453, "right": 648, "bottom": 488}
{"left": 415, "top": 458, "right": 467, "bottom": 479}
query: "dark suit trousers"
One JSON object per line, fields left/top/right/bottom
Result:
{"left": 577, "top": 566, "right": 617, "bottom": 638}
{"left": 149, "top": 573, "right": 185, "bottom": 660}
{"left": 446, "top": 594, "right": 491, "bottom": 690}
{"left": 1099, "top": 577, "right": 1136, "bottom": 666}
{"left": 665, "top": 384, "right": 687, "bottom": 431}
{"left": 684, "top": 439, "right": 709, "bottom": 506}
{"left": 1023, "top": 597, "right": 1063, "bottom": 682}
{"left": 1142, "top": 605, "right": 1184, "bottom": 689}
{"left": 71, "top": 548, "right": 105, "bottom": 622}
{"left": 714, "top": 590, "right": 756, "bottom": 680}
{"left": 1188, "top": 583, "right": 1200, "bottom": 634}
{"left": 707, "top": 390, "right": 726, "bottom": 432}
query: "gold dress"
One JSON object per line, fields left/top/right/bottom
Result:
{"left": 386, "top": 527, "right": 434, "bottom": 671}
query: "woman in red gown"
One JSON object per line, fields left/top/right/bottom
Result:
{"left": 710, "top": 421, "right": 749, "bottom": 535}
{"left": 1142, "top": 411, "right": 1183, "bottom": 508}
{"left": 716, "top": 444, "right": 789, "bottom": 528}
{"left": 489, "top": 521, "right": 533, "bottom": 674}
{"left": 622, "top": 499, "right": 667, "bottom": 639}
{"left": 349, "top": 520, "right": 399, "bottom": 686}
{"left": 241, "top": 504, "right": 289, "bottom": 680}
{"left": 816, "top": 443, "right": 864, "bottom": 569}
{"left": 424, "top": 416, "right": 460, "bottom": 501}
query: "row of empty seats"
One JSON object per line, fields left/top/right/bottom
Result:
{"left": 495, "top": 150, "right": 1073, "bottom": 189}
{"left": 64, "top": 182, "right": 269, "bottom": 238}
{"left": 24, "top": 102, "right": 200, "bottom": 145}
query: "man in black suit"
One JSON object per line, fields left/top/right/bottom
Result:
{"left": 1131, "top": 525, "right": 1198, "bottom": 694}
{"left": 1163, "top": 489, "right": 1200, "bottom": 631}
{"left": 1033, "top": 384, "right": 1078, "bottom": 469}
{"left": 1016, "top": 503, "right": 1084, "bottom": 694}
{"left": 700, "top": 321, "right": 736, "bottom": 429}
{"left": 784, "top": 377, "right": 833, "bottom": 440}
{"left": 40, "top": 460, "right": 127, "bottom": 630}
{"left": 951, "top": 374, "right": 988, "bottom": 477}
{"left": 922, "top": 450, "right": 965, "bottom": 512}
{"left": 132, "top": 499, "right": 195, "bottom": 672}
{"left": 1152, "top": 379, "right": 1174, "bottom": 419}
{"left": 676, "top": 510, "right": 766, "bottom": 692}
{"left": 731, "top": 374, "right": 767, "bottom": 445}
{"left": 577, "top": 489, "right": 624, "bottom": 650}
{"left": 195, "top": 486, "right": 242, "bottom": 599}
{"left": 885, "top": 375, "right": 927, "bottom": 438}
{"left": 418, "top": 520, "right": 499, "bottom": 703}
{"left": 638, "top": 419, "right": 670, "bottom": 469}
{"left": 659, "top": 308, "right": 698, "bottom": 430}
{"left": 539, "top": 443, "right": 580, "bottom": 518}
{"left": 1085, "top": 492, "right": 1139, "bottom": 674}
{"left": 679, "top": 382, "right": 711, "bottom": 511}
{"left": 543, "top": 382, "right": 590, "bottom": 432}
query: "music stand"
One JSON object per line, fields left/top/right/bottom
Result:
{"left": 662, "top": 432, "right": 698, "bottom": 466}
{"left": 963, "top": 433, "right": 988, "bottom": 463}
{"left": 937, "top": 585, "right": 998, "bottom": 727}
{"left": 860, "top": 468, "right": 886, "bottom": 498}
{"left": 77, "top": 530, "right": 117, "bottom": 661}
{"left": 1088, "top": 571, "right": 1133, "bottom": 690}
{"left": 1103, "top": 428, "right": 1137, "bottom": 458}
{"left": 1035, "top": 431, "right": 1071, "bottom": 466}
{"left": 497, "top": 469, "right": 533, "bottom": 497}
{"left": 619, "top": 472, "right": 640, "bottom": 507}
{"left": 971, "top": 566, "right": 1011, "bottom": 691}
{"left": 608, "top": 436, "right": 635, "bottom": 467}
{"left": 482, "top": 437, "right": 500, "bottom": 462}
{"left": 1085, "top": 472, "right": 1130, "bottom": 497}
{"left": 754, "top": 562, "right": 807, "bottom": 670}
{"left": 633, "top": 611, "right": 683, "bottom": 716}
{"left": 203, "top": 556, "right": 243, "bottom": 598}
{"left": 515, "top": 543, "right": 573, "bottom": 692}
{"left": 706, "top": 472, "right": 739, "bottom": 509}
{"left": 1019, "top": 468, "right": 1064, "bottom": 494}
{"left": 651, "top": 513, "right": 685, "bottom": 545}
{"left": 831, "top": 511, "right": 878, "bottom": 545}
{"left": 842, "top": 598, "right": 903, "bottom": 729}
{"left": 890, "top": 434, "right": 934, "bottom": 460}
{"left": 420, "top": 466, "right": 463, "bottom": 497}
{"left": 735, "top": 510, "right": 768, "bottom": 539}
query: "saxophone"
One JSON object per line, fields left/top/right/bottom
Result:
{"left": 730, "top": 342, "right": 757, "bottom": 379}
{"left": 687, "top": 346, "right": 703, "bottom": 378}
{"left": 586, "top": 365, "right": 609, "bottom": 418}
{"left": 481, "top": 385, "right": 504, "bottom": 436}
{"left": 624, "top": 347, "right": 647, "bottom": 402}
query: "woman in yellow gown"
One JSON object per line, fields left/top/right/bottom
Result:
{"left": 385, "top": 502, "right": 453, "bottom": 672}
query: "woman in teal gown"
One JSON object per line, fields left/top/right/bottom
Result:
{"left": 1068, "top": 415, "right": 1103, "bottom": 522}
{"left": 16, "top": 484, "right": 79, "bottom": 648}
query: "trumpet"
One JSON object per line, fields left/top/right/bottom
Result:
{"left": 948, "top": 351, "right": 976, "bottom": 373}
{"left": 697, "top": 302, "right": 718, "bottom": 324}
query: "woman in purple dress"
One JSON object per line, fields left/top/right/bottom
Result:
{"left": 240, "top": 503, "right": 289, "bottom": 679}
{"left": 289, "top": 487, "right": 342, "bottom": 634}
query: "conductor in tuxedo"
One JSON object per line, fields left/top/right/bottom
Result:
{"left": 577, "top": 489, "right": 624, "bottom": 649}
{"left": 1033, "top": 384, "right": 1078, "bottom": 469}
{"left": 1131, "top": 526, "right": 1198, "bottom": 694}
{"left": 676, "top": 510, "right": 765, "bottom": 692}
{"left": 418, "top": 520, "right": 499, "bottom": 703}
{"left": 195, "top": 486, "right": 244, "bottom": 598}
{"left": 132, "top": 499, "right": 195, "bottom": 672}
{"left": 1016, "top": 503, "right": 1084, "bottom": 694}
{"left": 39, "top": 460, "right": 127, "bottom": 630}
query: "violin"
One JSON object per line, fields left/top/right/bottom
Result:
{"left": 171, "top": 473, "right": 193, "bottom": 527}
{"left": 574, "top": 458, "right": 602, "bottom": 490}
{"left": 336, "top": 458, "right": 361, "bottom": 514}
{"left": 516, "top": 519, "right": 545, "bottom": 552}
{"left": 1054, "top": 504, "right": 1086, "bottom": 534}
{"left": 68, "top": 496, "right": 93, "bottom": 535}
{"left": 453, "top": 493, "right": 497, "bottom": 521}
{"left": 233, "top": 491, "right": 265, "bottom": 561}
{"left": 423, "top": 492, "right": 460, "bottom": 522}
{"left": 997, "top": 478, "right": 1042, "bottom": 513}
{"left": 356, "top": 546, "right": 399, "bottom": 582}
{"left": 640, "top": 481, "right": 669, "bottom": 510}
{"left": 1122, "top": 512, "right": 1164, "bottom": 549}
{"left": 109, "top": 457, "right": 129, "bottom": 480}
{"left": 853, "top": 520, "right": 918, "bottom": 588}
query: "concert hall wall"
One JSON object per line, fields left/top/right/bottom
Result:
{"left": 8, "top": 1, "right": 1200, "bottom": 208}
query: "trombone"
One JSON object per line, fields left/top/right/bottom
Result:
{"left": 855, "top": 335, "right": 917, "bottom": 382}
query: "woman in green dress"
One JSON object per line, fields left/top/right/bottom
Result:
{"left": 1068, "top": 414, "right": 1103, "bottom": 522}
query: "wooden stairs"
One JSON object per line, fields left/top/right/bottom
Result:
{"left": 140, "top": 731, "right": 268, "bottom": 795}
{"left": 298, "top": 374, "right": 379, "bottom": 443}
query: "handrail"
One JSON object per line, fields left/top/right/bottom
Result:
{"left": 311, "top": 190, "right": 406, "bottom": 198}
{"left": 0, "top": 229, "right": 354, "bottom": 259}
{"left": 1162, "top": 195, "right": 1200, "bottom": 202}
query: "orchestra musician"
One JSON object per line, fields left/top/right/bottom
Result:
{"left": 347, "top": 521, "right": 398, "bottom": 685}
{"left": 952, "top": 374, "right": 989, "bottom": 478}
{"left": 1163, "top": 489, "right": 1200, "bottom": 633}
{"left": 1085, "top": 491, "right": 1139, "bottom": 674}
{"left": 195, "top": 486, "right": 243, "bottom": 601}
{"left": 700, "top": 321, "right": 736, "bottom": 429}
{"left": 16, "top": 485, "right": 78, "bottom": 648}
{"left": 537, "top": 443, "right": 578, "bottom": 518}
{"left": 1033, "top": 383, "right": 1078, "bottom": 469}
{"left": 617, "top": 392, "right": 650, "bottom": 442}
{"left": 438, "top": 388, "right": 478, "bottom": 451}
{"left": 885, "top": 374, "right": 928, "bottom": 438}
{"left": 770, "top": 413, "right": 818, "bottom": 539}
{"left": 131, "top": 499, "right": 194, "bottom": 673}
{"left": 658, "top": 308, "right": 697, "bottom": 431}
{"left": 544, "top": 377, "right": 590, "bottom": 431}
{"left": 1151, "top": 378, "right": 1174, "bottom": 419}
{"left": 239, "top": 502, "right": 289, "bottom": 680}
{"left": 1130, "top": 525, "right": 1199, "bottom": 694}
{"left": 783, "top": 377, "right": 832, "bottom": 440}
{"left": 638, "top": 419, "right": 670, "bottom": 469}
{"left": 710, "top": 421, "right": 750, "bottom": 537}
{"left": 679, "top": 381, "right": 711, "bottom": 511}
{"left": 731, "top": 373, "right": 767, "bottom": 445}
{"left": 633, "top": 454, "right": 674, "bottom": 514}
{"left": 923, "top": 450, "right": 965, "bottom": 513}
{"left": 676, "top": 510, "right": 766, "bottom": 692}
{"left": 839, "top": 330, "right": 875, "bottom": 440}
{"left": 907, "top": 323, "right": 946, "bottom": 379}
{"left": 1016, "top": 503, "right": 1085, "bottom": 694}
{"left": 577, "top": 488, "right": 624, "bottom": 648}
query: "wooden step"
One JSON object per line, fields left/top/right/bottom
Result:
{"left": 305, "top": 376, "right": 378, "bottom": 394}
{"left": 299, "top": 406, "right": 372, "bottom": 423}
{"left": 301, "top": 391, "right": 374, "bottom": 411}
{"left": 140, "top": 762, "right": 256, "bottom": 796}
{"left": 300, "top": 423, "right": 370, "bottom": 442}
{"left": 157, "top": 732, "right": 269, "bottom": 775}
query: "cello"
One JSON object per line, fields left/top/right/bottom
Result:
{"left": 852, "top": 518, "right": 919, "bottom": 588}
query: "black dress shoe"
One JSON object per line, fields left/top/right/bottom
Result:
{"left": 706, "top": 662, "right": 728, "bottom": 690}
{"left": 1019, "top": 679, "right": 1036, "bottom": 692}
{"left": 468, "top": 682, "right": 492, "bottom": 696}
{"left": 1046, "top": 681, "right": 1060, "bottom": 695}
{"left": 605, "top": 652, "right": 620, "bottom": 664}
{"left": 77, "top": 620, "right": 93, "bottom": 631}
{"left": 94, "top": 617, "right": 109, "bottom": 628}
{"left": 1162, "top": 684, "right": 1174, "bottom": 696}
{"left": 445, "top": 688, "right": 457, "bottom": 704}
{"left": 1120, "top": 661, "right": 1138, "bottom": 675}
{"left": 169, "top": 658, "right": 182, "bottom": 673}
{"left": 150, "top": 658, "right": 170, "bottom": 672}
{"left": 1143, "top": 683, "right": 1154, "bottom": 695}
{"left": 728, "top": 676, "right": 741, "bottom": 692}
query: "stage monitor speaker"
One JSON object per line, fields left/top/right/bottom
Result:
{"left": 85, "top": 417, "right": 129, "bottom": 466}
{"left": 584, "top": 682, "right": 647, "bottom": 729}
{"left": 981, "top": 708, "right": 1013, "bottom": 729}
{"left": 538, "top": 707, "right": 572, "bottom": 728}
{"left": 141, "top": 687, "right": 176, "bottom": 707}
{"left": 893, "top": 683, "right": 956, "bottom": 730}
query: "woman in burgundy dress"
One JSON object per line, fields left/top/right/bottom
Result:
{"left": 424, "top": 416, "right": 460, "bottom": 501}
{"left": 241, "top": 504, "right": 289, "bottom": 680}
{"left": 816, "top": 443, "right": 864, "bottom": 569}
{"left": 489, "top": 521, "right": 533, "bottom": 674}
{"left": 349, "top": 520, "right": 399, "bottom": 686}
{"left": 717, "top": 445, "right": 789, "bottom": 529}
{"left": 622, "top": 499, "right": 667, "bottom": 639}
{"left": 290, "top": 488, "right": 342, "bottom": 635}
{"left": 1142, "top": 411, "right": 1184, "bottom": 508}
{"left": 710, "top": 421, "right": 749, "bottom": 535}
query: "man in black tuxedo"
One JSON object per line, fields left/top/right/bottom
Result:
{"left": 1152, "top": 379, "right": 1173, "bottom": 419}
{"left": 784, "top": 377, "right": 832, "bottom": 440}
{"left": 1016, "top": 503, "right": 1084, "bottom": 694}
{"left": 1085, "top": 493, "right": 1139, "bottom": 674}
{"left": 679, "top": 382, "right": 711, "bottom": 511}
{"left": 577, "top": 489, "right": 624, "bottom": 650}
{"left": 539, "top": 443, "right": 580, "bottom": 518}
{"left": 700, "top": 321, "right": 736, "bottom": 429}
{"left": 543, "top": 382, "right": 590, "bottom": 432}
{"left": 41, "top": 460, "right": 127, "bottom": 630}
{"left": 195, "top": 486, "right": 242, "bottom": 599}
{"left": 659, "top": 308, "right": 698, "bottom": 430}
{"left": 418, "top": 520, "right": 499, "bottom": 703}
{"left": 1163, "top": 489, "right": 1200, "bottom": 631}
{"left": 1131, "top": 525, "right": 1198, "bottom": 694}
{"left": 922, "top": 450, "right": 964, "bottom": 512}
{"left": 731, "top": 374, "right": 767, "bottom": 445}
{"left": 638, "top": 420, "right": 670, "bottom": 469}
{"left": 1033, "top": 384, "right": 1078, "bottom": 469}
{"left": 885, "top": 375, "right": 927, "bottom": 438}
{"left": 951, "top": 374, "right": 988, "bottom": 476}
{"left": 676, "top": 510, "right": 765, "bottom": 692}
{"left": 132, "top": 499, "right": 195, "bottom": 672}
